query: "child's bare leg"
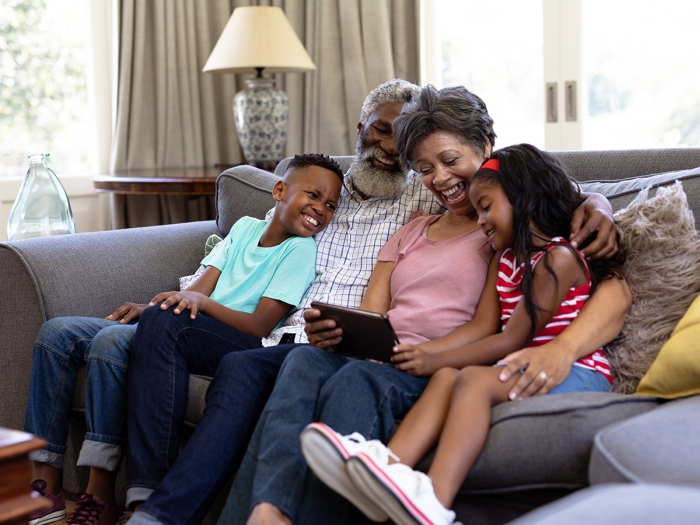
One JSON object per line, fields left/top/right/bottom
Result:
{"left": 247, "top": 502, "right": 292, "bottom": 525}
{"left": 32, "top": 461, "right": 61, "bottom": 494}
{"left": 428, "top": 366, "right": 518, "bottom": 508}
{"left": 388, "top": 368, "right": 459, "bottom": 467}
{"left": 85, "top": 467, "right": 117, "bottom": 505}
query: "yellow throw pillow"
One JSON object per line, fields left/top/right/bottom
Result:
{"left": 636, "top": 294, "right": 700, "bottom": 399}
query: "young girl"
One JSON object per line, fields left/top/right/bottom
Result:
{"left": 300, "top": 144, "right": 625, "bottom": 525}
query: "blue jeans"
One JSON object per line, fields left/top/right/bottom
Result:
{"left": 24, "top": 317, "right": 135, "bottom": 471}
{"left": 549, "top": 365, "right": 612, "bottom": 394}
{"left": 217, "top": 345, "right": 430, "bottom": 525}
{"left": 125, "top": 305, "right": 299, "bottom": 519}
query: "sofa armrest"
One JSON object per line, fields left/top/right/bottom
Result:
{"left": 0, "top": 220, "right": 219, "bottom": 430}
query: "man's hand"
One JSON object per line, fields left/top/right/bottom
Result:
{"left": 391, "top": 343, "right": 437, "bottom": 376}
{"left": 150, "top": 291, "right": 209, "bottom": 319}
{"left": 498, "top": 343, "right": 576, "bottom": 400}
{"left": 303, "top": 308, "right": 342, "bottom": 349}
{"left": 570, "top": 193, "right": 618, "bottom": 259}
{"left": 106, "top": 302, "right": 147, "bottom": 324}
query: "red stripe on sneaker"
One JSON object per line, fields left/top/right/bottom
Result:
{"left": 356, "top": 452, "right": 435, "bottom": 525}
{"left": 313, "top": 423, "right": 351, "bottom": 460}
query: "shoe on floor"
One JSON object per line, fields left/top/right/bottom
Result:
{"left": 347, "top": 452, "right": 456, "bottom": 525}
{"left": 66, "top": 493, "right": 120, "bottom": 525}
{"left": 300, "top": 422, "right": 397, "bottom": 522}
{"left": 29, "top": 480, "right": 67, "bottom": 525}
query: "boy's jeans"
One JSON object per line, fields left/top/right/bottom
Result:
{"left": 24, "top": 317, "right": 135, "bottom": 471}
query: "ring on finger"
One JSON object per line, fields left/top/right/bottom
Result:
{"left": 538, "top": 371, "right": 548, "bottom": 382}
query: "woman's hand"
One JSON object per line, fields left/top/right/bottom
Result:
{"left": 150, "top": 291, "right": 209, "bottom": 319}
{"left": 497, "top": 342, "right": 576, "bottom": 399}
{"left": 391, "top": 343, "right": 437, "bottom": 376}
{"left": 570, "top": 193, "right": 618, "bottom": 259}
{"left": 303, "top": 308, "right": 343, "bottom": 349}
{"left": 105, "top": 302, "right": 147, "bottom": 324}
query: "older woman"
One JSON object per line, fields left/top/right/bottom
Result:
{"left": 218, "top": 84, "right": 630, "bottom": 525}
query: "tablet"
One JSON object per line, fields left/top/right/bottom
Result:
{"left": 310, "top": 301, "right": 399, "bottom": 364}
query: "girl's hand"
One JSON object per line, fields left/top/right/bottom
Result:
{"left": 498, "top": 342, "right": 575, "bottom": 399}
{"left": 303, "top": 308, "right": 343, "bottom": 349}
{"left": 150, "top": 291, "right": 208, "bottom": 319}
{"left": 106, "top": 302, "right": 147, "bottom": 324}
{"left": 391, "top": 343, "right": 436, "bottom": 376}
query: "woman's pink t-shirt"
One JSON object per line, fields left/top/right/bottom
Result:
{"left": 377, "top": 214, "right": 493, "bottom": 345}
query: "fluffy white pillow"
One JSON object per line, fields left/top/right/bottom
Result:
{"left": 606, "top": 181, "right": 700, "bottom": 394}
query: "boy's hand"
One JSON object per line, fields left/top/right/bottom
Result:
{"left": 569, "top": 193, "right": 618, "bottom": 259}
{"left": 150, "top": 291, "right": 208, "bottom": 319}
{"left": 106, "top": 302, "right": 148, "bottom": 324}
{"left": 303, "top": 308, "right": 342, "bottom": 349}
{"left": 391, "top": 343, "right": 436, "bottom": 376}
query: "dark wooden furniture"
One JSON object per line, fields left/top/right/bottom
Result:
{"left": 0, "top": 428, "right": 50, "bottom": 525}
{"left": 91, "top": 167, "right": 225, "bottom": 196}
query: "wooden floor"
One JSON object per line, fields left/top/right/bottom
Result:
{"left": 51, "top": 498, "right": 75, "bottom": 524}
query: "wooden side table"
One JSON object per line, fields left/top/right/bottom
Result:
{"left": 92, "top": 167, "right": 226, "bottom": 196}
{"left": 0, "top": 428, "right": 50, "bottom": 525}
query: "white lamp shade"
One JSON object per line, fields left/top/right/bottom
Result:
{"left": 202, "top": 6, "right": 316, "bottom": 74}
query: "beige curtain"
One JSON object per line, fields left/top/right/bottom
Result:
{"left": 110, "top": 0, "right": 418, "bottom": 228}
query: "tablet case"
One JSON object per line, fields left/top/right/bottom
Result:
{"left": 310, "top": 301, "right": 399, "bottom": 364}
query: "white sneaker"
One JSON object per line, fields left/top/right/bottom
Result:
{"left": 347, "top": 452, "right": 456, "bottom": 525}
{"left": 300, "top": 422, "right": 397, "bottom": 522}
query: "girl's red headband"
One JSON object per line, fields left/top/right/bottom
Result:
{"left": 481, "top": 158, "right": 499, "bottom": 172}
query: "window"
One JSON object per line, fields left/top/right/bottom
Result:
{"left": 424, "top": 0, "right": 700, "bottom": 150}
{"left": 582, "top": 0, "right": 700, "bottom": 149}
{"left": 0, "top": 0, "right": 91, "bottom": 178}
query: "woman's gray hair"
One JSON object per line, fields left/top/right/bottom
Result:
{"left": 393, "top": 85, "right": 497, "bottom": 167}
{"left": 359, "top": 78, "right": 421, "bottom": 124}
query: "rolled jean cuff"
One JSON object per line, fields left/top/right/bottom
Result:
{"left": 126, "top": 509, "right": 164, "bottom": 525}
{"left": 29, "top": 448, "right": 65, "bottom": 470}
{"left": 77, "top": 438, "right": 122, "bottom": 471}
{"left": 127, "top": 487, "right": 155, "bottom": 510}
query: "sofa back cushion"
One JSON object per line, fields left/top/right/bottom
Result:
{"left": 215, "top": 151, "right": 700, "bottom": 236}
{"left": 215, "top": 166, "right": 280, "bottom": 236}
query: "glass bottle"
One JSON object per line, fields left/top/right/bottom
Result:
{"left": 6, "top": 153, "right": 77, "bottom": 240}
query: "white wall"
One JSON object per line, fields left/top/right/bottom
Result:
{"left": 0, "top": 175, "right": 108, "bottom": 242}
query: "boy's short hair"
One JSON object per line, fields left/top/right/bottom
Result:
{"left": 286, "top": 153, "right": 344, "bottom": 182}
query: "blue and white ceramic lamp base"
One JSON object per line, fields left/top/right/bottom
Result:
{"left": 233, "top": 77, "right": 289, "bottom": 167}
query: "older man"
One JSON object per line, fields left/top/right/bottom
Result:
{"left": 126, "top": 79, "right": 619, "bottom": 525}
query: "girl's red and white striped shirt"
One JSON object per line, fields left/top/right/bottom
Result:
{"left": 497, "top": 236, "right": 613, "bottom": 384}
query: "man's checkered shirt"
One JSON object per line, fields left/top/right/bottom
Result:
{"left": 262, "top": 172, "right": 443, "bottom": 346}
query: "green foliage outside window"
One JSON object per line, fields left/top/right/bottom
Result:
{"left": 0, "top": 0, "right": 90, "bottom": 178}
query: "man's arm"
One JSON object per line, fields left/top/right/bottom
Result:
{"left": 571, "top": 192, "right": 618, "bottom": 259}
{"left": 498, "top": 277, "right": 631, "bottom": 398}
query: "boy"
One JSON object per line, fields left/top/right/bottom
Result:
{"left": 26, "top": 153, "right": 343, "bottom": 525}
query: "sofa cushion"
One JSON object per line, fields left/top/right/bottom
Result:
{"left": 505, "top": 483, "right": 700, "bottom": 525}
{"left": 604, "top": 182, "right": 700, "bottom": 394}
{"left": 216, "top": 167, "right": 279, "bottom": 237}
{"left": 636, "top": 293, "right": 700, "bottom": 399}
{"left": 589, "top": 395, "right": 700, "bottom": 486}
{"left": 415, "top": 392, "right": 658, "bottom": 494}
{"left": 578, "top": 165, "right": 700, "bottom": 226}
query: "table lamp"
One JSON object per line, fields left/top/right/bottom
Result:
{"left": 203, "top": 6, "right": 316, "bottom": 169}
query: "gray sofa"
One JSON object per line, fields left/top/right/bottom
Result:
{"left": 2, "top": 148, "right": 700, "bottom": 524}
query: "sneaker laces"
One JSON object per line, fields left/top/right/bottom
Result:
{"left": 66, "top": 494, "right": 106, "bottom": 525}
{"left": 365, "top": 438, "right": 400, "bottom": 464}
{"left": 344, "top": 431, "right": 401, "bottom": 467}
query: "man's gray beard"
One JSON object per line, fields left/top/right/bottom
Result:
{"left": 347, "top": 146, "right": 411, "bottom": 199}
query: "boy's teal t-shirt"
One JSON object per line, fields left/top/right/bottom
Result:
{"left": 201, "top": 216, "right": 317, "bottom": 323}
